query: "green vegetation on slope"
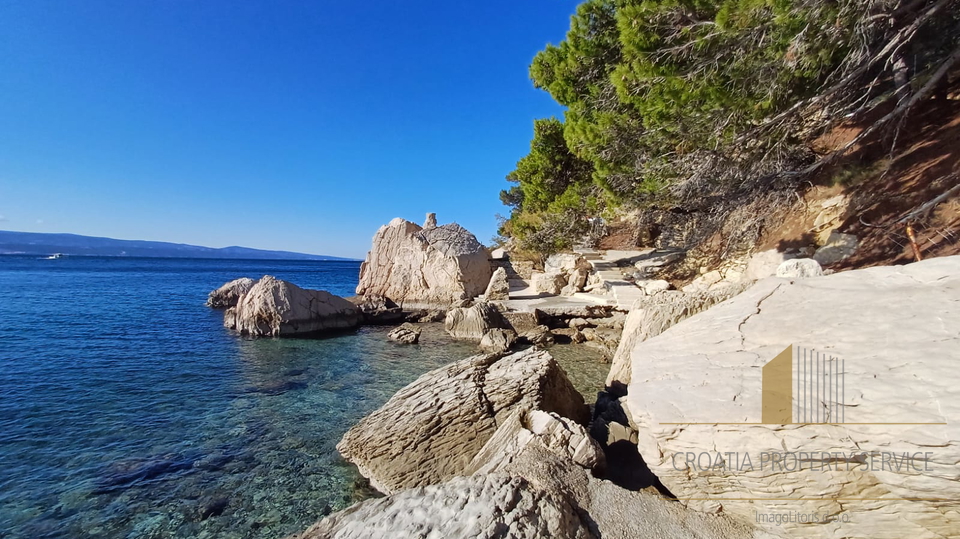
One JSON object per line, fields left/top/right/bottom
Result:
{"left": 500, "top": 0, "right": 960, "bottom": 255}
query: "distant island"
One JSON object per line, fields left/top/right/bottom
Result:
{"left": 0, "top": 230, "right": 354, "bottom": 260}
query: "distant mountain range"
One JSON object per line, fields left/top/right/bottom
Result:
{"left": 0, "top": 230, "right": 355, "bottom": 260}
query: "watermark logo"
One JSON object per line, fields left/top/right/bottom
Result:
{"left": 763, "top": 345, "right": 844, "bottom": 424}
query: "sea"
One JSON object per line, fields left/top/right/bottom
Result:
{"left": 0, "top": 256, "right": 608, "bottom": 539}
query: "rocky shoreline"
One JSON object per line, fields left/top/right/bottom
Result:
{"left": 205, "top": 214, "right": 958, "bottom": 539}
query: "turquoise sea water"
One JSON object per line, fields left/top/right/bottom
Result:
{"left": 0, "top": 256, "right": 609, "bottom": 539}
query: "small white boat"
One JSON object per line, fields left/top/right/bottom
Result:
{"left": 45, "top": 253, "right": 64, "bottom": 259}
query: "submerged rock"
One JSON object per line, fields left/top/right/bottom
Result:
{"left": 225, "top": 276, "right": 359, "bottom": 337}
{"left": 336, "top": 348, "right": 589, "bottom": 494}
{"left": 356, "top": 217, "right": 492, "bottom": 309}
{"left": 387, "top": 323, "right": 421, "bottom": 344}
{"left": 206, "top": 277, "right": 256, "bottom": 309}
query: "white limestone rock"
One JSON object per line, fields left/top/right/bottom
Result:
{"left": 336, "top": 348, "right": 589, "bottom": 494}
{"left": 467, "top": 410, "right": 605, "bottom": 476}
{"left": 286, "top": 474, "right": 595, "bottom": 539}
{"left": 518, "top": 325, "right": 555, "bottom": 346}
{"left": 775, "top": 258, "right": 823, "bottom": 278}
{"left": 478, "top": 328, "right": 516, "bottom": 353}
{"left": 742, "top": 249, "right": 798, "bottom": 281}
{"left": 624, "top": 256, "right": 960, "bottom": 538}
{"left": 206, "top": 277, "right": 256, "bottom": 308}
{"left": 225, "top": 276, "right": 359, "bottom": 337}
{"left": 482, "top": 267, "right": 510, "bottom": 300}
{"left": 501, "top": 310, "right": 541, "bottom": 333}
{"left": 356, "top": 217, "right": 492, "bottom": 309}
{"left": 532, "top": 271, "right": 568, "bottom": 295}
{"left": 444, "top": 302, "right": 502, "bottom": 340}
{"left": 606, "top": 282, "right": 751, "bottom": 388}
{"left": 638, "top": 279, "right": 671, "bottom": 295}
{"left": 387, "top": 323, "right": 421, "bottom": 344}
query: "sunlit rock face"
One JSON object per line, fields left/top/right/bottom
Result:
{"left": 623, "top": 256, "right": 960, "bottom": 539}
{"left": 356, "top": 217, "right": 492, "bottom": 309}
{"left": 225, "top": 275, "right": 359, "bottom": 337}
{"left": 336, "top": 347, "right": 589, "bottom": 495}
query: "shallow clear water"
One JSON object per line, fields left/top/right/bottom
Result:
{"left": 0, "top": 256, "right": 609, "bottom": 539}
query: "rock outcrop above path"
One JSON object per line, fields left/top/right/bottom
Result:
{"left": 624, "top": 256, "right": 960, "bottom": 538}
{"left": 336, "top": 348, "right": 589, "bottom": 495}
{"left": 223, "top": 276, "right": 359, "bottom": 337}
{"left": 355, "top": 216, "right": 492, "bottom": 309}
{"left": 206, "top": 277, "right": 256, "bottom": 308}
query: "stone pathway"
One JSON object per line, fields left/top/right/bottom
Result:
{"left": 500, "top": 248, "right": 684, "bottom": 313}
{"left": 575, "top": 248, "right": 651, "bottom": 310}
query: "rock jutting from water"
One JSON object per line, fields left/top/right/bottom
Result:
{"left": 223, "top": 275, "right": 359, "bottom": 337}
{"left": 355, "top": 215, "right": 492, "bottom": 310}
{"left": 206, "top": 277, "right": 256, "bottom": 309}
{"left": 443, "top": 301, "right": 504, "bottom": 340}
{"left": 335, "top": 347, "right": 589, "bottom": 495}
{"left": 387, "top": 323, "right": 421, "bottom": 344}
{"left": 291, "top": 353, "right": 768, "bottom": 539}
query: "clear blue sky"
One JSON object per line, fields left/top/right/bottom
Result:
{"left": 0, "top": 1, "right": 578, "bottom": 258}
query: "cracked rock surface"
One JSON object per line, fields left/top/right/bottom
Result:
{"left": 336, "top": 348, "right": 588, "bottom": 495}
{"left": 224, "top": 275, "right": 359, "bottom": 337}
{"left": 206, "top": 277, "right": 256, "bottom": 308}
{"left": 356, "top": 218, "right": 492, "bottom": 309}
{"left": 625, "top": 256, "right": 960, "bottom": 538}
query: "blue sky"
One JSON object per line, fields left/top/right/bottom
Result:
{"left": 0, "top": 1, "right": 578, "bottom": 258}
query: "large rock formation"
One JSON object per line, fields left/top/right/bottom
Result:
{"left": 355, "top": 217, "right": 492, "bottom": 309}
{"left": 206, "top": 277, "right": 256, "bottom": 308}
{"left": 624, "top": 256, "right": 960, "bottom": 538}
{"left": 224, "top": 276, "right": 359, "bottom": 337}
{"left": 336, "top": 348, "right": 589, "bottom": 495}
{"left": 298, "top": 411, "right": 771, "bottom": 539}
